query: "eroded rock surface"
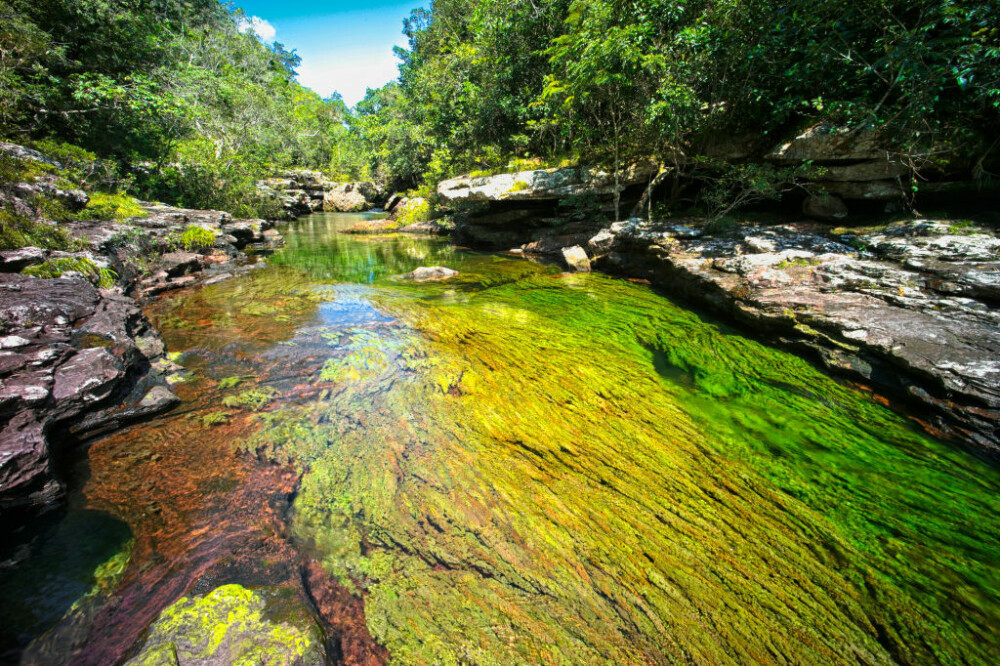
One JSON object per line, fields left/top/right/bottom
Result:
{"left": 0, "top": 274, "right": 180, "bottom": 515}
{"left": 585, "top": 218, "right": 1000, "bottom": 450}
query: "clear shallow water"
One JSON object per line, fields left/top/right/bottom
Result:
{"left": 3, "top": 212, "right": 999, "bottom": 664}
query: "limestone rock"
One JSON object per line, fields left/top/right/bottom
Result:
{"left": 323, "top": 182, "right": 380, "bottom": 212}
{"left": 401, "top": 266, "right": 459, "bottom": 282}
{"left": 160, "top": 252, "right": 203, "bottom": 277}
{"left": 0, "top": 246, "right": 47, "bottom": 273}
{"left": 0, "top": 274, "right": 176, "bottom": 516}
{"left": 437, "top": 163, "right": 656, "bottom": 202}
{"left": 561, "top": 246, "right": 592, "bottom": 272}
{"left": 820, "top": 180, "right": 904, "bottom": 201}
{"left": 588, "top": 219, "right": 1000, "bottom": 450}
{"left": 766, "top": 123, "right": 883, "bottom": 164}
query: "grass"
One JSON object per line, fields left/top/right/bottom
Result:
{"left": 166, "top": 224, "right": 216, "bottom": 252}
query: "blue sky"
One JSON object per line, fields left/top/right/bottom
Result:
{"left": 233, "top": 1, "right": 423, "bottom": 106}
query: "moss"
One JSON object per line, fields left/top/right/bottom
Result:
{"left": 507, "top": 180, "right": 531, "bottom": 193}
{"left": 80, "top": 192, "right": 149, "bottom": 221}
{"left": 218, "top": 375, "right": 253, "bottom": 390}
{"left": 271, "top": 267, "right": 1000, "bottom": 664}
{"left": 127, "top": 584, "right": 325, "bottom": 666}
{"left": 149, "top": 214, "right": 1000, "bottom": 664}
{"left": 22, "top": 257, "right": 117, "bottom": 288}
{"left": 776, "top": 257, "right": 821, "bottom": 269}
{"left": 0, "top": 206, "right": 84, "bottom": 251}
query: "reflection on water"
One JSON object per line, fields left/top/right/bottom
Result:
{"left": 3, "top": 212, "right": 999, "bottom": 664}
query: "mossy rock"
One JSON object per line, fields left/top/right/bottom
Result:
{"left": 127, "top": 584, "right": 325, "bottom": 666}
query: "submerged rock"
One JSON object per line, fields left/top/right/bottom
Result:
{"left": 400, "top": 266, "right": 459, "bottom": 282}
{"left": 126, "top": 584, "right": 326, "bottom": 666}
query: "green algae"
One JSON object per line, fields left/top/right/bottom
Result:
{"left": 150, "top": 213, "right": 1000, "bottom": 664}
{"left": 222, "top": 386, "right": 279, "bottom": 412}
{"left": 127, "top": 584, "right": 325, "bottom": 666}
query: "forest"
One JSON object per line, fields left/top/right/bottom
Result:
{"left": 2, "top": 0, "right": 998, "bottom": 217}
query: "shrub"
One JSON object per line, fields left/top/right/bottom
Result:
{"left": 396, "top": 199, "right": 431, "bottom": 226}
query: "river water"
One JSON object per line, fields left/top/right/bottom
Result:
{"left": 3, "top": 212, "right": 1000, "bottom": 664}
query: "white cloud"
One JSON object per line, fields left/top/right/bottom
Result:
{"left": 297, "top": 51, "right": 401, "bottom": 107}
{"left": 237, "top": 16, "right": 277, "bottom": 42}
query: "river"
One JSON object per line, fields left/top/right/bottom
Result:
{"left": 3, "top": 212, "right": 1000, "bottom": 664}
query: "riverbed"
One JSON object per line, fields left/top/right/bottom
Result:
{"left": 3, "top": 212, "right": 1000, "bottom": 664}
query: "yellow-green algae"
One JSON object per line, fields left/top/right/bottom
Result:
{"left": 127, "top": 584, "right": 325, "bottom": 666}
{"left": 156, "top": 213, "right": 1000, "bottom": 665}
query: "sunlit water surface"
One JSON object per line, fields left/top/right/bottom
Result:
{"left": 2, "top": 212, "right": 999, "bottom": 664}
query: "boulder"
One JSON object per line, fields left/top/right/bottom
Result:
{"left": 0, "top": 246, "right": 47, "bottom": 273}
{"left": 820, "top": 180, "right": 904, "bottom": 201}
{"left": 802, "top": 193, "right": 849, "bottom": 221}
{"left": 126, "top": 584, "right": 326, "bottom": 666}
{"left": 160, "top": 251, "right": 203, "bottom": 277}
{"left": 400, "top": 266, "right": 459, "bottom": 282}
{"left": 323, "top": 182, "right": 379, "bottom": 212}
{"left": 561, "top": 246, "right": 592, "bottom": 272}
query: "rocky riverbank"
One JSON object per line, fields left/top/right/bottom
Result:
{"left": 501, "top": 217, "right": 1000, "bottom": 452}
{"left": 1, "top": 143, "right": 286, "bottom": 519}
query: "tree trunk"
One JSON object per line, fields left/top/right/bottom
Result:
{"left": 630, "top": 166, "right": 671, "bottom": 220}
{"left": 612, "top": 109, "right": 621, "bottom": 221}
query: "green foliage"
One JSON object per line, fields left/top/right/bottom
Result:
{"left": 0, "top": 0, "right": 358, "bottom": 215}
{"left": 344, "top": 0, "right": 1000, "bottom": 211}
{"left": 22, "top": 256, "right": 117, "bottom": 288}
{"left": 218, "top": 375, "right": 254, "bottom": 390}
{"left": 396, "top": 199, "right": 432, "bottom": 226}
